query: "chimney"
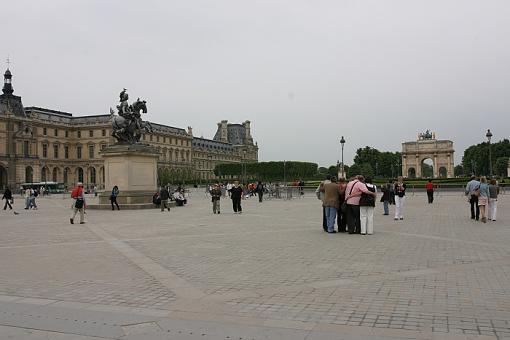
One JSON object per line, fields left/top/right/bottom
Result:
{"left": 187, "top": 126, "right": 193, "bottom": 136}
{"left": 243, "top": 120, "right": 253, "bottom": 145}
{"left": 220, "top": 120, "right": 228, "bottom": 143}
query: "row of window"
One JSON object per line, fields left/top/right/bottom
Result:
{"left": 41, "top": 127, "right": 108, "bottom": 138}
{"left": 143, "top": 134, "right": 190, "bottom": 146}
{"left": 38, "top": 143, "right": 106, "bottom": 159}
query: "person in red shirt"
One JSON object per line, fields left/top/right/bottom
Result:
{"left": 425, "top": 179, "right": 434, "bottom": 204}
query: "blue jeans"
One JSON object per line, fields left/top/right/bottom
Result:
{"left": 383, "top": 201, "right": 389, "bottom": 215}
{"left": 325, "top": 206, "right": 337, "bottom": 232}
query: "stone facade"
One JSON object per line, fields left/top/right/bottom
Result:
{"left": 402, "top": 132, "right": 454, "bottom": 178}
{"left": 0, "top": 68, "right": 258, "bottom": 190}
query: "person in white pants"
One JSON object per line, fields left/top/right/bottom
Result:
{"left": 394, "top": 176, "right": 407, "bottom": 220}
{"left": 359, "top": 178, "right": 377, "bottom": 235}
{"left": 488, "top": 179, "right": 499, "bottom": 221}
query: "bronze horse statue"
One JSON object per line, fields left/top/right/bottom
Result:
{"left": 111, "top": 99, "right": 153, "bottom": 144}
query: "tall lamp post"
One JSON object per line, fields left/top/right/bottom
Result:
{"left": 486, "top": 129, "right": 493, "bottom": 177}
{"left": 340, "top": 136, "right": 345, "bottom": 179}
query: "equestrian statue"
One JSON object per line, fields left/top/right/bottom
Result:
{"left": 110, "top": 89, "right": 153, "bottom": 144}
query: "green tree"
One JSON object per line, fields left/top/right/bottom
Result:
{"left": 495, "top": 157, "right": 509, "bottom": 177}
{"left": 462, "top": 139, "right": 510, "bottom": 176}
{"left": 454, "top": 164, "right": 465, "bottom": 177}
{"left": 352, "top": 146, "right": 401, "bottom": 178}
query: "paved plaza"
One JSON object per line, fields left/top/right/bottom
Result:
{"left": 0, "top": 190, "right": 509, "bottom": 339}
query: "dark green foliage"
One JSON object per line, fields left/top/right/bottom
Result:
{"left": 462, "top": 139, "right": 510, "bottom": 176}
{"left": 214, "top": 161, "right": 318, "bottom": 182}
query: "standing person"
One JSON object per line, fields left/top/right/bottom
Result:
{"left": 70, "top": 182, "right": 86, "bottom": 224}
{"left": 389, "top": 180, "right": 396, "bottom": 205}
{"left": 110, "top": 185, "right": 120, "bottom": 210}
{"left": 256, "top": 181, "right": 264, "bottom": 203}
{"left": 488, "top": 179, "right": 499, "bottom": 221}
{"left": 320, "top": 176, "right": 343, "bottom": 233}
{"left": 359, "top": 177, "right": 377, "bottom": 235}
{"left": 316, "top": 175, "right": 331, "bottom": 232}
{"left": 159, "top": 186, "right": 170, "bottom": 211}
{"left": 337, "top": 178, "right": 348, "bottom": 232}
{"left": 394, "top": 176, "right": 407, "bottom": 220}
{"left": 478, "top": 176, "right": 490, "bottom": 223}
{"left": 380, "top": 181, "right": 391, "bottom": 215}
{"left": 210, "top": 183, "right": 222, "bottom": 214}
{"left": 345, "top": 176, "right": 376, "bottom": 234}
{"left": 2, "top": 187, "right": 13, "bottom": 210}
{"left": 229, "top": 181, "right": 243, "bottom": 214}
{"left": 425, "top": 179, "right": 434, "bottom": 204}
{"left": 465, "top": 175, "right": 480, "bottom": 221}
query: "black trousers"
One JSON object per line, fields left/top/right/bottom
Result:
{"left": 322, "top": 206, "right": 327, "bottom": 231}
{"left": 427, "top": 190, "right": 434, "bottom": 203}
{"left": 337, "top": 207, "right": 347, "bottom": 232}
{"left": 3, "top": 200, "right": 12, "bottom": 210}
{"left": 470, "top": 195, "right": 480, "bottom": 220}
{"left": 346, "top": 204, "right": 360, "bottom": 234}
{"left": 258, "top": 192, "right": 263, "bottom": 202}
{"left": 232, "top": 198, "right": 242, "bottom": 212}
{"left": 111, "top": 197, "right": 120, "bottom": 210}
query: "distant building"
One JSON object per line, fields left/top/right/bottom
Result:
{"left": 0, "top": 68, "right": 258, "bottom": 190}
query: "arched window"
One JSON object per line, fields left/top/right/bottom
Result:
{"left": 90, "top": 167, "right": 96, "bottom": 184}
{"left": 77, "top": 167, "right": 84, "bottom": 183}
{"left": 407, "top": 167, "right": 416, "bottom": 179}
{"left": 52, "top": 167, "right": 59, "bottom": 182}
{"left": 25, "top": 166, "right": 33, "bottom": 183}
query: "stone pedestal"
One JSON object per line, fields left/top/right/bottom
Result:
{"left": 89, "top": 143, "right": 160, "bottom": 209}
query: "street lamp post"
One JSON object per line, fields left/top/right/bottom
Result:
{"left": 340, "top": 136, "right": 345, "bottom": 179}
{"left": 486, "top": 129, "right": 493, "bottom": 177}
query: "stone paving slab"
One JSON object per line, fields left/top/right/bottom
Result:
{"left": 0, "top": 190, "right": 509, "bottom": 339}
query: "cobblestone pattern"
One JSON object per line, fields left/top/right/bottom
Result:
{"left": 1, "top": 192, "right": 510, "bottom": 338}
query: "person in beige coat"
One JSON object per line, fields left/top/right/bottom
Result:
{"left": 320, "top": 176, "right": 344, "bottom": 233}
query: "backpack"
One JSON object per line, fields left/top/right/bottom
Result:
{"left": 74, "top": 197, "right": 84, "bottom": 209}
{"left": 359, "top": 184, "right": 376, "bottom": 207}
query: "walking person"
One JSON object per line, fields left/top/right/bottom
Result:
{"left": 210, "top": 183, "right": 222, "bottom": 214}
{"left": 394, "top": 176, "right": 407, "bottom": 220}
{"left": 488, "top": 179, "right": 499, "bottom": 221}
{"left": 24, "top": 187, "right": 31, "bottom": 210}
{"left": 478, "top": 176, "right": 490, "bottom": 223}
{"left": 316, "top": 175, "right": 331, "bottom": 232}
{"left": 425, "top": 179, "right": 434, "bottom": 204}
{"left": 380, "top": 181, "right": 391, "bottom": 215}
{"left": 159, "top": 186, "right": 170, "bottom": 211}
{"left": 110, "top": 185, "right": 120, "bottom": 210}
{"left": 256, "top": 181, "right": 264, "bottom": 203}
{"left": 70, "top": 182, "right": 86, "bottom": 224}
{"left": 229, "top": 181, "right": 243, "bottom": 214}
{"left": 359, "top": 177, "right": 377, "bottom": 235}
{"left": 320, "top": 176, "right": 343, "bottom": 233}
{"left": 2, "top": 187, "right": 13, "bottom": 210}
{"left": 465, "top": 175, "right": 480, "bottom": 220}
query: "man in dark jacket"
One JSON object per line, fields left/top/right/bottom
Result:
{"left": 229, "top": 181, "right": 243, "bottom": 214}
{"left": 256, "top": 181, "right": 264, "bottom": 203}
{"left": 2, "top": 187, "right": 13, "bottom": 210}
{"left": 159, "top": 186, "right": 170, "bottom": 212}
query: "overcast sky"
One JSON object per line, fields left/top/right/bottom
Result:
{"left": 4, "top": 0, "right": 510, "bottom": 166}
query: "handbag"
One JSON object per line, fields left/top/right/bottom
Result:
{"left": 341, "top": 181, "right": 358, "bottom": 213}
{"left": 474, "top": 185, "right": 480, "bottom": 197}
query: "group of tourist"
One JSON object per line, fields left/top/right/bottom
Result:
{"left": 153, "top": 186, "right": 188, "bottom": 211}
{"left": 316, "top": 175, "right": 409, "bottom": 234}
{"left": 465, "top": 175, "right": 499, "bottom": 223}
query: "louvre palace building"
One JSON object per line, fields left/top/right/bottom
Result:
{"left": 0, "top": 68, "right": 258, "bottom": 190}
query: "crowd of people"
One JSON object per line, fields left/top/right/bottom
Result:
{"left": 465, "top": 175, "right": 500, "bottom": 223}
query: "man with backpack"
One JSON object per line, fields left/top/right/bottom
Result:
{"left": 70, "top": 182, "right": 86, "bottom": 224}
